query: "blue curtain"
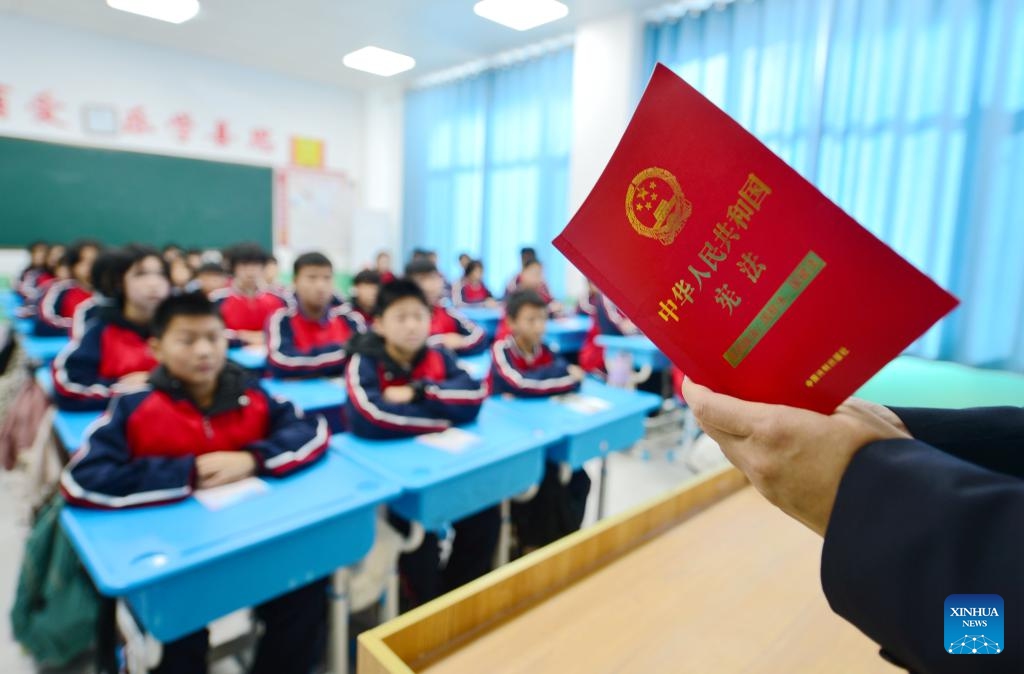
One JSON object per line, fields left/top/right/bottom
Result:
{"left": 403, "top": 47, "right": 574, "bottom": 298}
{"left": 645, "top": 0, "right": 1024, "bottom": 371}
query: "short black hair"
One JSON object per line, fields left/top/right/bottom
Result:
{"left": 97, "top": 245, "right": 169, "bottom": 301}
{"left": 293, "top": 251, "right": 332, "bottom": 277}
{"left": 374, "top": 279, "right": 429, "bottom": 316}
{"left": 152, "top": 291, "right": 222, "bottom": 337}
{"left": 62, "top": 240, "right": 102, "bottom": 270}
{"left": 520, "top": 247, "right": 537, "bottom": 260}
{"left": 506, "top": 290, "right": 548, "bottom": 319}
{"left": 463, "top": 260, "right": 483, "bottom": 277}
{"left": 225, "top": 242, "right": 269, "bottom": 271}
{"left": 353, "top": 269, "right": 381, "bottom": 286}
{"left": 196, "top": 262, "right": 227, "bottom": 276}
{"left": 404, "top": 259, "right": 438, "bottom": 277}
{"left": 27, "top": 241, "right": 47, "bottom": 252}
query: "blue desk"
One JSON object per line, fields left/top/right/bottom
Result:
{"left": 61, "top": 451, "right": 400, "bottom": 643}
{"left": 544, "top": 316, "right": 591, "bottom": 354}
{"left": 19, "top": 335, "right": 68, "bottom": 364}
{"left": 596, "top": 335, "right": 672, "bottom": 370}
{"left": 14, "top": 318, "right": 34, "bottom": 335}
{"left": 228, "top": 346, "right": 267, "bottom": 371}
{"left": 329, "top": 404, "right": 549, "bottom": 531}
{"left": 458, "top": 306, "right": 502, "bottom": 338}
{"left": 53, "top": 410, "right": 102, "bottom": 453}
{"left": 261, "top": 377, "right": 347, "bottom": 433}
{"left": 35, "top": 366, "right": 54, "bottom": 397}
{"left": 457, "top": 352, "right": 492, "bottom": 379}
{"left": 489, "top": 379, "right": 660, "bottom": 469}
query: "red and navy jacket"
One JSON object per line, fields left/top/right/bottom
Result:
{"left": 16, "top": 266, "right": 53, "bottom": 303}
{"left": 489, "top": 336, "right": 580, "bottom": 398}
{"left": 61, "top": 362, "right": 329, "bottom": 509}
{"left": 579, "top": 295, "right": 639, "bottom": 374}
{"left": 348, "top": 299, "right": 374, "bottom": 329}
{"left": 210, "top": 286, "right": 288, "bottom": 343}
{"left": 427, "top": 305, "right": 486, "bottom": 355}
{"left": 34, "top": 279, "right": 93, "bottom": 336}
{"left": 266, "top": 304, "right": 365, "bottom": 379}
{"left": 452, "top": 279, "right": 493, "bottom": 307}
{"left": 52, "top": 309, "right": 158, "bottom": 411}
{"left": 344, "top": 333, "right": 487, "bottom": 440}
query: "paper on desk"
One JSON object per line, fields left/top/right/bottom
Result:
{"left": 194, "top": 477, "right": 270, "bottom": 511}
{"left": 553, "top": 394, "right": 613, "bottom": 415}
{"left": 242, "top": 345, "right": 268, "bottom": 356}
{"left": 457, "top": 360, "right": 482, "bottom": 377}
{"left": 416, "top": 427, "right": 481, "bottom": 454}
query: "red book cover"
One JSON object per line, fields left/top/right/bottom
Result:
{"left": 554, "top": 64, "right": 958, "bottom": 413}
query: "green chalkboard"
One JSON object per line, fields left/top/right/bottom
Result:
{"left": 0, "top": 136, "right": 272, "bottom": 249}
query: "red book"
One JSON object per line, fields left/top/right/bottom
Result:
{"left": 554, "top": 65, "right": 958, "bottom": 413}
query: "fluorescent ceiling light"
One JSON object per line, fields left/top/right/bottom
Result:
{"left": 342, "top": 46, "right": 416, "bottom": 77}
{"left": 473, "top": 0, "right": 569, "bottom": 31}
{"left": 106, "top": 0, "right": 200, "bottom": 24}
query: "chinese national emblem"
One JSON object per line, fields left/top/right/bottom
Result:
{"left": 625, "top": 167, "right": 692, "bottom": 245}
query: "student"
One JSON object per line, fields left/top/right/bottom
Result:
{"left": 15, "top": 241, "right": 50, "bottom": 302}
{"left": 344, "top": 280, "right": 494, "bottom": 606}
{"left": 266, "top": 252, "right": 363, "bottom": 379}
{"left": 452, "top": 260, "right": 496, "bottom": 307}
{"left": 504, "top": 247, "right": 538, "bottom": 297}
{"left": 405, "top": 260, "right": 486, "bottom": 356}
{"left": 424, "top": 250, "right": 452, "bottom": 300}
{"left": 52, "top": 246, "right": 168, "bottom": 411}
{"left": 161, "top": 244, "right": 184, "bottom": 265}
{"left": 190, "top": 262, "right": 229, "bottom": 297}
{"left": 61, "top": 292, "right": 329, "bottom": 674}
{"left": 489, "top": 290, "right": 590, "bottom": 553}
{"left": 576, "top": 280, "right": 600, "bottom": 317}
{"left": 264, "top": 255, "right": 284, "bottom": 294}
{"left": 185, "top": 248, "right": 203, "bottom": 272}
{"left": 68, "top": 247, "right": 124, "bottom": 340}
{"left": 349, "top": 269, "right": 381, "bottom": 328}
{"left": 457, "top": 252, "right": 471, "bottom": 274}
{"left": 168, "top": 256, "right": 193, "bottom": 291}
{"left": 578, "top": 293, "right": 640, "bottom": 375}
{"left": 374, "top": 250, "right": 396, "bottom": 285}
{"left": 210, "top": 243, "right": 286, "bottom": 346}
{"left": 35, "top": 240, "right": 100, "bottom": 336}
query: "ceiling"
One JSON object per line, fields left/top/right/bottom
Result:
{"left": 0, "top": 0, "right": 676, "bottom": 91}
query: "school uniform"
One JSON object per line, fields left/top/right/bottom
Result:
{"left": 489, "top": 335, "right": 591, "bottom": 550}
{"left": 34, "top": 279, "right": 93, "bottom": 336}
{"left": 15, "top": 266, "right": 53, "bottom": 303}
{"left": 578, "top": 294, "right": 640, "bottom": 374}
{"left": 61, "top": 362, "right": 330, "bottom": 674}
{"left": 344, "top": 333, "right": 496, "bottom": 606}
{"left": 452, "top": 279, "right": 493, "bottom": 307}
{"left": 52, "top": 308, "right": 158, "bottom": 411}
{"left": 427, "top": 304, "right": 487, "bottom": 356}
{"left": 265, "top": 304, "right": 364, "bottom": 379}
{"left": 210, "top": 286, "right": 288, "bottom": 344}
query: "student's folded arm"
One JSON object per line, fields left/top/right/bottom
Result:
{"left": 821, "top": 438, "right": 1024, "bottom": 674}
{"left": 52, "top": 326, "right": 118, "bottom": 411}
{"left": 888, "top": 406, "right": 1024, "bottom": 479}
{"left": 420, "top": 353, "right": 487, "bottom": 424}
{"left": 244, "top": 390, "right": 328, "bottom": 476}
{"left": 39, "top": 284, "right": 73, "bottom": 330}
{"left": 344, "top": 353, "right": 451, "bottom": 439}
{"left": 450, "top": 311, "right": 487, "bottom": 355}
{"left": 490, "top": 347, "right": 579, "bottom": 398}
{"left": 60, "top": 395, "right": 196, "bottom": 509}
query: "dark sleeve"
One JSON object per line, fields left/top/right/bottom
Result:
{"left": 244, "top": 388, "right": 329, "bottom": 476}
{"left": 419, "top": 350, "right": 487, "bottom": 424}
{"left": 344, "top": 353, "right": 452, "bottom": 439}
{"left": 52, "top": 323, "right": 116, "bottom": 411}
{"left": 60, "top": 394, "right": 196, "bottom": 508}
{"left": 265, "top": 309, "right": 347, "bottom": 379}
{"left": 890, "top": 406, "right": 1024, "bottom": 479}
{"left": 490, "top": 343, "right": 580, "bottom": 398}
{"left": 821, "top": 438, "right": 1024, "bottom": 674}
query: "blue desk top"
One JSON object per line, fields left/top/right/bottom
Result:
{"left": 329, "top": 403, "right": 549, "bottom": 529}
{"left": 596, "top": 334, "right": 672, "bottom": 370}
{"left": 261, "top": 377, "right": 347, "bottom": 412}
{"left": 228, "top": 346, "right": 267, "bottom": 370}
{"left": 35, "top": 366, "right": 54, "bottom": 397}
{"left": 53, "top": 410, "right": 102, "bottom": 452}
{"left": 61, "top": 451, "right": 400, "bottom": 640}
{"left": 545, "top": 316, "right": 591, "bottom": 353}
{"left": 488, "top": 379, "right": 660, "bottom": 468}
{"left": 14, "top": 318, "right": 34, "bottom": 335}
{"left": 19, "top": 335, "right": 68, "bottom": 363}
{"left": 457, "top": 352, "right": 492, "bottom": 378}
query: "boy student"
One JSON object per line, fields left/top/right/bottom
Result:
{"left": 344, "top": 280, "right": 495, "bottom": 606}
{"left": 210, "top": 242, "right": 287, "bottom": 346}
{"left": 53, "top": 246, "right": 171, "bottom": 411}
{"left": 404, "top": 259, "right": 486, "bottom": 356}
{"left": 62, "top": 291, "right": 329, "bottom": 674}
{"left": 35, "top": 240, "right": 101, "bottom": 336}
{"left": 266, "top": 252, "right": 365, "bottom": 379}
{"left": 489, "top": 290, "right": 590, "bottom": 553}
{"left": 190, "top": 261, "right": 229, "bottom": 297}
{"left": 349, "top": 269, "right": 381, "bottom": 327}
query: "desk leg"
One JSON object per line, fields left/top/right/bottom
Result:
{"left": 496, "top": 500, "right": 511, "bottom": 567}
{"left": 597, "top": 456, "right": 610, "bottom": 520}
{"left": 383, "top": 565, "right": 400, "bottom": 622}
{"left": 328, "top": 569, "right": 350, "bottom": 674}
{"left": 95, "top": 597, "right": 118, "bottom": 674}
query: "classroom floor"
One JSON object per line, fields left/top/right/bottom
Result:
{"left": 0, "top": 421, "right": 727, "bottom": 674}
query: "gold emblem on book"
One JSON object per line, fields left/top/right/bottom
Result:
{"left": 626, "top": 167, "right": 692, "bottom": 245}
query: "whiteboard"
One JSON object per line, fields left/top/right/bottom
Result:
{"left": 275, "top": 168, "right": 355, "bottom": 268}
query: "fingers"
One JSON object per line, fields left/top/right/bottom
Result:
{"left": 682, "top": 377, "right": 768, "bottom": 437}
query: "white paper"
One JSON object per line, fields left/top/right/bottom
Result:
{"left": 415, "top": 428, "right": 481, "bottom": 454}
{"left": 553, "top": 394, "right": 613, "bottom": 415}
{"left": 194, "top": 477, "right": 270, "bottom": 511}
{"left": 242, "top": 345, "right": 268, "bottom": 357}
